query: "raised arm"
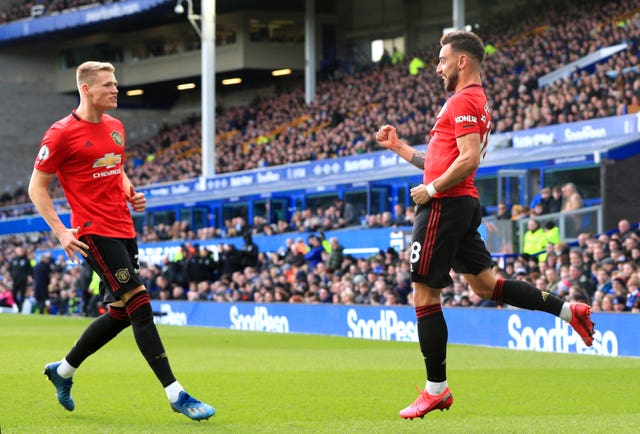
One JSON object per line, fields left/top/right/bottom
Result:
{"left": 375, "top": 124, "right": 426, "bottom": 170}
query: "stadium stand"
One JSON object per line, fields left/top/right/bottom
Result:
{"left": 0, "top": 0, "right": 120, "bottom": 24}
{"left": 1, "top": 219, "right": 638, "bottom": 314}
{"left": 113, "top": 0, "right": 640, "bottom": 177}
{"left": 117, "top": 0, "right": 640, "bottom": 181}
{"left": 1, "top": 0, "right": 639, "bottom": 207}
{"left": 0, "top": 0, "right": 639, "bottom": 314}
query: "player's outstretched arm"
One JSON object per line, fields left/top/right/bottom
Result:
{"left": 28, "top": 168, "right": 88, "bottom": 261}
{"left": 375, "top": 124, "right": 426, "bottom": 170}
{"left": 28, "top": 169, "right": 69, "bottom": 237}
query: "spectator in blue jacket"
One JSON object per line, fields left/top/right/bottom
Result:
{"left": 304, "top": 235, "right": 325, "bottom": 271}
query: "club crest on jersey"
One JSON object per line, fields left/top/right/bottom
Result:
{"left": 93, "top": 152, "right": 122, "bottom": 169}
{"left": 111, "top": 131, "right": 124, "bottom": 146}
{"left": 115, "top": 268, "right": 131, "bottom": 283}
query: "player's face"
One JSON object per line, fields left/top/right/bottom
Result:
{"left": 436, "top": 44, "right": 459, "bottom": 92}
{"left": 86, "top": 70, "right": 118, "bottom": 111}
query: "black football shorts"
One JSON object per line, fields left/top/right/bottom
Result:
{"left": 80, "top": 234, "right": 144, "bottom": 304}
{"left": 410, "top": 196, "right": 493, "bottom": 288}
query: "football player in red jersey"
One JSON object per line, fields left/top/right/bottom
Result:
{"left": 29, "top": 61, "right": 214, "bottom": 421}
{"left": 376, "top": 31, "right": 595, "bottom": 420}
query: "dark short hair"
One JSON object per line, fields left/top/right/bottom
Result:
{"left": 440, "top": 31, "right": 485, "bottom": 63}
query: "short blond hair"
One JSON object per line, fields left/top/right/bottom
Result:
{"left": 76, "top": 61, "right": 115, "bottom": 89}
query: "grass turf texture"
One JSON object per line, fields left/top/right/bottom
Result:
{"left": 1, "top": 314, "right": 639, "bottom": 433}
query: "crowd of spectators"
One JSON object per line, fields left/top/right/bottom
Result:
{"left": 0, "top": 0, "right": 118, "bottom": 24}
{"left": 0, "top": 0, "right": 640, "bottom": 215}
{"left": 1, "top": 218, "right": 639, "bottom": 317}
{"left": 2, "top": 0, "right": 639, "bottom": 211}
{"left": 1, "top": 1, "right": 639, "bottom": 315}
{"left": 134, "top": 195, "right": 415, "bottom": 244}
{"left": 492, "top": 182, "right": 583, "bottom": 223}
{"left": 0, "top": 177, "right": 605, "bottom": 317}
{"left": 0, "top": 185, "right": 36, "bottom": 219}
{"left": 121, "top": 0, "right": 640, "bottom": 180}
{"left": 485, "top": 0, "right": 640, "bottom": 132}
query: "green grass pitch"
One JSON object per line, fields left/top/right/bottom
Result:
{"left": 1, "top": 314, "right": 639, "bottom": 433}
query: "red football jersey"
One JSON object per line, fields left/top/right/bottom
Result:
{"left": 34, "top": 111, "right": 135, "bottom": 238}
{"left": 425, "top": 84, "right": 491, "bottom": 198}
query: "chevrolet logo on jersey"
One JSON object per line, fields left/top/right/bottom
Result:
{"left": 93, "top": 153, "right": 122, "bottom": 169}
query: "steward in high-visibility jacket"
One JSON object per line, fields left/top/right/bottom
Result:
{"left": 522, "top": 219, "right": 548, "bottom": 258}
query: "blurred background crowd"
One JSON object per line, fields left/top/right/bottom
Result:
{"left": 1, "top": 217, "right": 638, "bottom": 317}
{"left": 0, "top": 0, "right": 639, "bottom": 212}
{"left": 0, "top": 0, "right": 639, "bottom": 317}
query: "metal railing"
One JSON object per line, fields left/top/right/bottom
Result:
{"left": 482, "top": 206, "right": 603, "bottom": 254}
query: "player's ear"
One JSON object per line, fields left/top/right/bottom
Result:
{"left": 80, "top": 82, "right": 90, "bottom": 96}
{"left": 457, "top": 54, "right": 466, "bottom": 70}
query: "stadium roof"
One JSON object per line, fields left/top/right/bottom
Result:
{"left": 0, "top": 0, "right": 337, "bottom": 45}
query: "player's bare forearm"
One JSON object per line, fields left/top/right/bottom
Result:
{"left": 389, "top": 140, "right": 425, "bottom": 170}
{"left": 434, "top": 134, "right": 481, "bottom": 193}
{"left": 28, "top": 169, "right": 67, "bottom": 237}
{"left": 122, "top": 172, "right": 133, "bottom": 196}
{"left": 29, "top": 169, "right": 89, "bottom": 260}
{"left": 435, "top": 157, "right": 475, "bottom": 193}
{"left": 409, "top": 151, "right": 426, "bottom": 170}
{"left": 376, "top": 125, "right": 426, "bottom": 170}
{"left": 123, "top": 171, "right": 146, "bottom": 212}
{"left": 31, "top": 195, "right": 65, "bottom": 237}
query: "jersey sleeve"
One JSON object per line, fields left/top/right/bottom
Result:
{"left": 34, "top": 125, "right": 67, "bottom": 174}
{"left": 449, "top": 93, "right": 483, "bottom": 138}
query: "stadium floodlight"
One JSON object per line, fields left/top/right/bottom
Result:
{"left": 126, "top": 89, "right": 144, "bottom": 96}
{"left": 174, "top": 0, "right": 201, "bottom": 38}
{"left": 177, "top": 82, "right": 197, "bottom": 90}
{"left": 221, "top": 77, "right": 242, "bottom": 85}
{"left": 272, "top": 68, "right": 292, "bottom": 77}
